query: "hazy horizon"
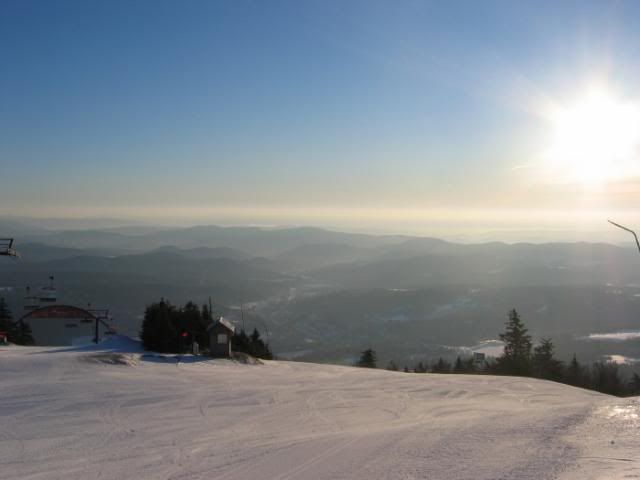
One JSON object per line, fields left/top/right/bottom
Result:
{"left": 3, "top": 212, "right": 639, "bottom": 246}
{"left": 2, "top": 1, "right": 640, "bottom": 238}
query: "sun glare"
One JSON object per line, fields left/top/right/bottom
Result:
{"left": 544, "top": 87, "right": 640, "bottom": 186}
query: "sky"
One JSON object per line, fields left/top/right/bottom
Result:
{"left": 1, "top": 0, "right": 640, "bottom": 239}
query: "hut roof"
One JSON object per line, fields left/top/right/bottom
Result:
{"left": 207, "top": 317, "right": 235, "bottom": 334}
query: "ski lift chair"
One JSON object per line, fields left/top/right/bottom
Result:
{"left": 0, "top": 239, "right": 19, "bottom": 258}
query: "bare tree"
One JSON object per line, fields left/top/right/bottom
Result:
{"left": 608, "top": 220, "right": 640, "bottom": 254}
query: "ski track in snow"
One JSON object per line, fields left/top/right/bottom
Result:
{"left": 0, "top": 344, "right": 638, "bottom": 480}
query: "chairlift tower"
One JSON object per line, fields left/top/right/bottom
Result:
{"left": 88, "top": 308, "right": 111, "bottom": 344}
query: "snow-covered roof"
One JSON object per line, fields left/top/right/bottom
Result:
{"left": 207, "top": 317, "right": 235, "bottom": 333}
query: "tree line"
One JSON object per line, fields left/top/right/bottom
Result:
{"left": 140, "top": 299, "right": 272, "bottom": 359}
{"left": 358, "top": 308, "right": 640, "bottom": 397}
{"left": 0, "top": 297, "right": 33, "bottom": 345}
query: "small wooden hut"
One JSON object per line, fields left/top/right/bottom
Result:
{"left": 207, "top": 317, "right": 235, "bottom": 357}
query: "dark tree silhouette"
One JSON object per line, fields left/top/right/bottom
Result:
{"left": 629, "top": 373, "right": 640, "bottom": 395}
{"left": 140, "top": 299, "right": 178, "bottom": 353}
{"left": 532, "top": 338, "right": 563, "bottom": 380}
{"left": 232, "top": 327, "right": 273, "bottom": 359}
{"left": 495, "top": 309, "right": 532, "bottom": 376}
{"left": 431, "top": 357, "right": 451, "bottom": 373}
{"left": 590, "top": 361, "right": 623, "bottom": 396}
{"left": 565, "top": 354, "right": 586, "bottom": 387}
{"left": 357, "top": 348, "right": 377, "bottom": 368}
{"left": 414, "top": 361, "right": 427, "bottom": 373}
{"left": 0, "top": 297, "right": 33, "bottom": 345}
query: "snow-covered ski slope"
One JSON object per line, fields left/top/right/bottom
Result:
{"left": 1, "top": 340, "right": 638, "bottom": 480}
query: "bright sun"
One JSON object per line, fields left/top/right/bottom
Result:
{"left": 545, "top": 87, "right": 640, "bottom": 186}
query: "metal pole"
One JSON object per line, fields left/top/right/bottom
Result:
{"left": 608, "top": 220, "right": 640, "bottom": 254}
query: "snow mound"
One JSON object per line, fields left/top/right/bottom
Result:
{"left": 81, "top": 352, "right": 139, "bottom": 366}
{"left": 95, "top": 334, "right": 144, "bottom": 353}
{"left": 231, "top": 351, "right": 264, "bottom": 364}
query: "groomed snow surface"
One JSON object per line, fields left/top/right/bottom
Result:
{"left": 1, "top": 338, "right": 638, "bottom": 480}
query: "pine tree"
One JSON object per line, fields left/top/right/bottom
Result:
{"left": 628, "top": 373, "right": 640, "bottom": 395}
{"left": 453, "top": 356, "right": 464, "bottom": 373}
{"left": 357, "top": 348, "right": 377, "bottom": 368}
{"left": 262, "top": 342, "right": 274, "bottom": 360}
{"left": 464, "top": 357, "right": 476, "bottom": 373}
{"left": 565, "top": 354, "right": 584, "bottom": 387}
{"left": 232, "top": 328, "right": 251, "bottom": 353}
{"left": 0, "top": 297, "right": 34, "bottom": 345}
{"left": 496, "top": 309, "right": 532, "bottom": 376}
{"left": 431, "top": 357, "right": 451, "bottom": 373}
{"left": 250, "top": 328, "right": 267, "bottom": 357}
{"left": 180, "top": 301, "right": 209, "bottom": 350}
{"left": 231, "top": 327, "right": 273, "bottom": 359}
{"left": 590, "top": 361, "right": 622, "bottom": 396}
{"left": 201, "top": 304, "right": 212, "bottom": 322}
{"left": 0, "top": 297, "right": 14, "bottom": 338}
{"left": 13, "top": 320, "right": 34, "bottom": 345}
{"left": 200, "top": 303, "right": 213, "bottom": 348}
{"left": 532, "top": 338, "right": 563, "bottom": 380}
{"left": 386, "top": 360, "right": 398, "bottom": 371}
{"left": 140, "top": 299, "right": 178, "bottom": 352}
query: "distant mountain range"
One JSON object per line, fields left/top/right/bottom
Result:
{"left": 1, "top": 218, "right": 639, "bottom": 366}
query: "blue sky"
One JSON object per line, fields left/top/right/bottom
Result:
{"left": 1, "top": 0, "right": 640, "bottom": 237}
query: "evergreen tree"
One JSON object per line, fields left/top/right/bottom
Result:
{"left": 386, "top": 360, "right": 398, "bottom": 371}
{"left": 140, "top": 299, "right": 178, "bottom": 353}
{"left": 0, "top": 297, "right": 34, "bottom": 345}
{"left": 232, "top": 328, "right": 251, "bottom": 353}
{"left": 464, "top": 357, "right": 476, "bottom": 373}
{"left": 403, "top": 365, "right": 409, "bottom": 373}
{"left": 0, "top": 297, "right": 14, "bottom": 338}
{"left": 453, "top": 356, "right": 464, "bottom": 373}
{"left": 250, "top": 328, "right": 262, "bottom": 349}
{"left": 496, "top": 309, "right": 532, "bottom": 376}
{"left": 180, "top": 302, "right": 209, "bottom": 350}
{"left": 13, "top": 320, "right": 34, "bottom": 345}
{"left": 431, "top": 357, "right": 451, "bottom": 373}
{"left": 628, "top": 373, "right": 640, "bottom": 395}
{"left": 452, "top": 356, "right": 475, "bottom": 373}
{"left": 357, "top": 348, "right": 377, "bottom": 368}
{"left": 532, "top": 338, "right": 563, "bottom": 380}
{"left": 249, "top": 328, "right": 268, "bottom": 358}
{"left": 200, "top": 303, "right": 213, "bottom": 348}
{"left": 201, "top": 303, "right": 212, "bottom": 322}
{"left": 565, "top": 354, "right": 585, "bottom": 387}
{"left": 590, "top": 361, "right": 622, "bottom": 396}
{"left": 414, "top": 361, "right": 427, "bottom": 373}
{"left": 231, "top": 327, "right": 273, "bottom": 359}
{"left": 263, "top": 342, "right": 274, "bottom": 360}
